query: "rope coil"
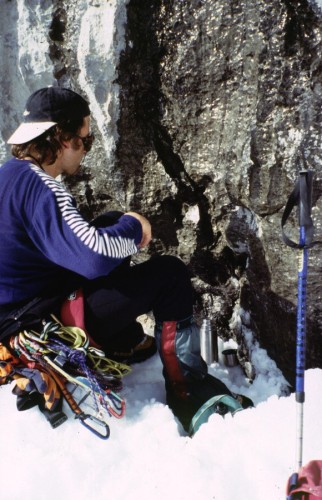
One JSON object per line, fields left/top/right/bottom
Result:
{"left": 9, "top": 317, "right": 130, "bottom": 438}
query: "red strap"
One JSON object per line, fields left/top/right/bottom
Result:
{"left": 60, "top": 289, "right": 101, "bottom": 349}
{"left": 161, "top": 321, "right": 189, "bottom": 399}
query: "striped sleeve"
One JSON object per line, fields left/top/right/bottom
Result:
{"left": 29, "top": 165, "right": 142, "bottom": 278}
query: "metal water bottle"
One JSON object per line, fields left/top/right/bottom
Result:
{"left": 200, "top": 318, "right": 216, "bottom": 365}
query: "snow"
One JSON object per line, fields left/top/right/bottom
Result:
{"left": 314, "top": 0, "right": 322, "bottom": 10}
{"left": 1, "top": 341, "right": 321, "bottom": 500}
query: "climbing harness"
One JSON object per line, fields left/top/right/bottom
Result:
{"left": 1, "top": 316, "right": 131, "bottom": 440}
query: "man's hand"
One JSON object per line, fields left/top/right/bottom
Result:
{"left": 125, "top": 211, "right": 152, "bottom": 248}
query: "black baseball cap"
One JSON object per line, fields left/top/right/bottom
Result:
{"left": 7, "top": 87, "right": 90, "bottom": 144}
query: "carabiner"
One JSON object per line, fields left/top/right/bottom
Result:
{"left": 77, "top": 413, "right": 110, "bottom": 440}
{"left": 106, "top": 390, "right": 126, "bottom": 419}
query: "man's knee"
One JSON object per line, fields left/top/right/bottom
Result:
{"left": 152, "top": 255, "right": 190, "bottom": 278}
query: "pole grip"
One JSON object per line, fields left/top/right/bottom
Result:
{"left": 298, "top": 170, "right": 313, "bottom": 230}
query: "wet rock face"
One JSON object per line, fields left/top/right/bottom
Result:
{"left": 117, "top": 0, "right": 322, "bottom": 384}
{"left": 1, "top": 0, "right": 322, "bottom": 384}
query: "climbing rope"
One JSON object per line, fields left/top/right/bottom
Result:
{"left": 9, "top": 317, "right": 131, "bottom": 438}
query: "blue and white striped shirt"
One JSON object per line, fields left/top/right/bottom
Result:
{"left": 0, "top": 159, "right": 142, "bottom": 306}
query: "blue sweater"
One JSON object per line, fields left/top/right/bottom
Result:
{"left": 0, "top": 159, "right": 142, "bottom": 306}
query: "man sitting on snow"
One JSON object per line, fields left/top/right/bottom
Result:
{"left": 0, "top": 87, "right": 252, "bottom": 433}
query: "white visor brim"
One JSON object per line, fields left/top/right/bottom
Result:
{"left": 7, "top": 121, "right": 57, "bottom": 144}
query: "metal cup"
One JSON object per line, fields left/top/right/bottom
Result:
{"left": 222, "top": 348, "right": 238, "bottom": 367}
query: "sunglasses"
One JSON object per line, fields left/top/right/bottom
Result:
{"left": 74, "top": 132, "right": 95, "bottom": 152}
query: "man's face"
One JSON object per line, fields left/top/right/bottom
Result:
{"left": 60, "top": 116, "right": 91, "bottom": 176}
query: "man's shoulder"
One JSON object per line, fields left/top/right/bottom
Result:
{"left": 0, "top": 158, "right": 34, "bottom": 178}
{"left": 0, "top": 159, "right": 60, "bottom": 201}
{"left": 0, "top": 157, "right": 22, "bottom": 171}
{"left": 0, "top": 158, "right": 54, "bottom": 188}
{"left": 0, "top": 159, "right": 28, "bottom": 189}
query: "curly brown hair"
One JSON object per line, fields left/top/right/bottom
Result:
{"left": 11, "top": 117, "right": 85, "bottom": 166}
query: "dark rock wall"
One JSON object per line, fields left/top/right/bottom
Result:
{"left": 1, "top": 0, "right": 322, "bottom": 385}
{"left": 116, "top": 0, "right": 322, "bottom": 385}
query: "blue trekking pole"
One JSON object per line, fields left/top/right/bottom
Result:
{"left": 291, "top": 175, "right": 310, "bottom": 495}
{"left": 282, "top": 168, "right": 316, "bottom": 499}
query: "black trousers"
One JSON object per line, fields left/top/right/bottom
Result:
{"left": 83, "top": 254, "right": 194, "bottom": 351}
{"left": 82, "top": 211, "right": 194, "bottom": 351}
